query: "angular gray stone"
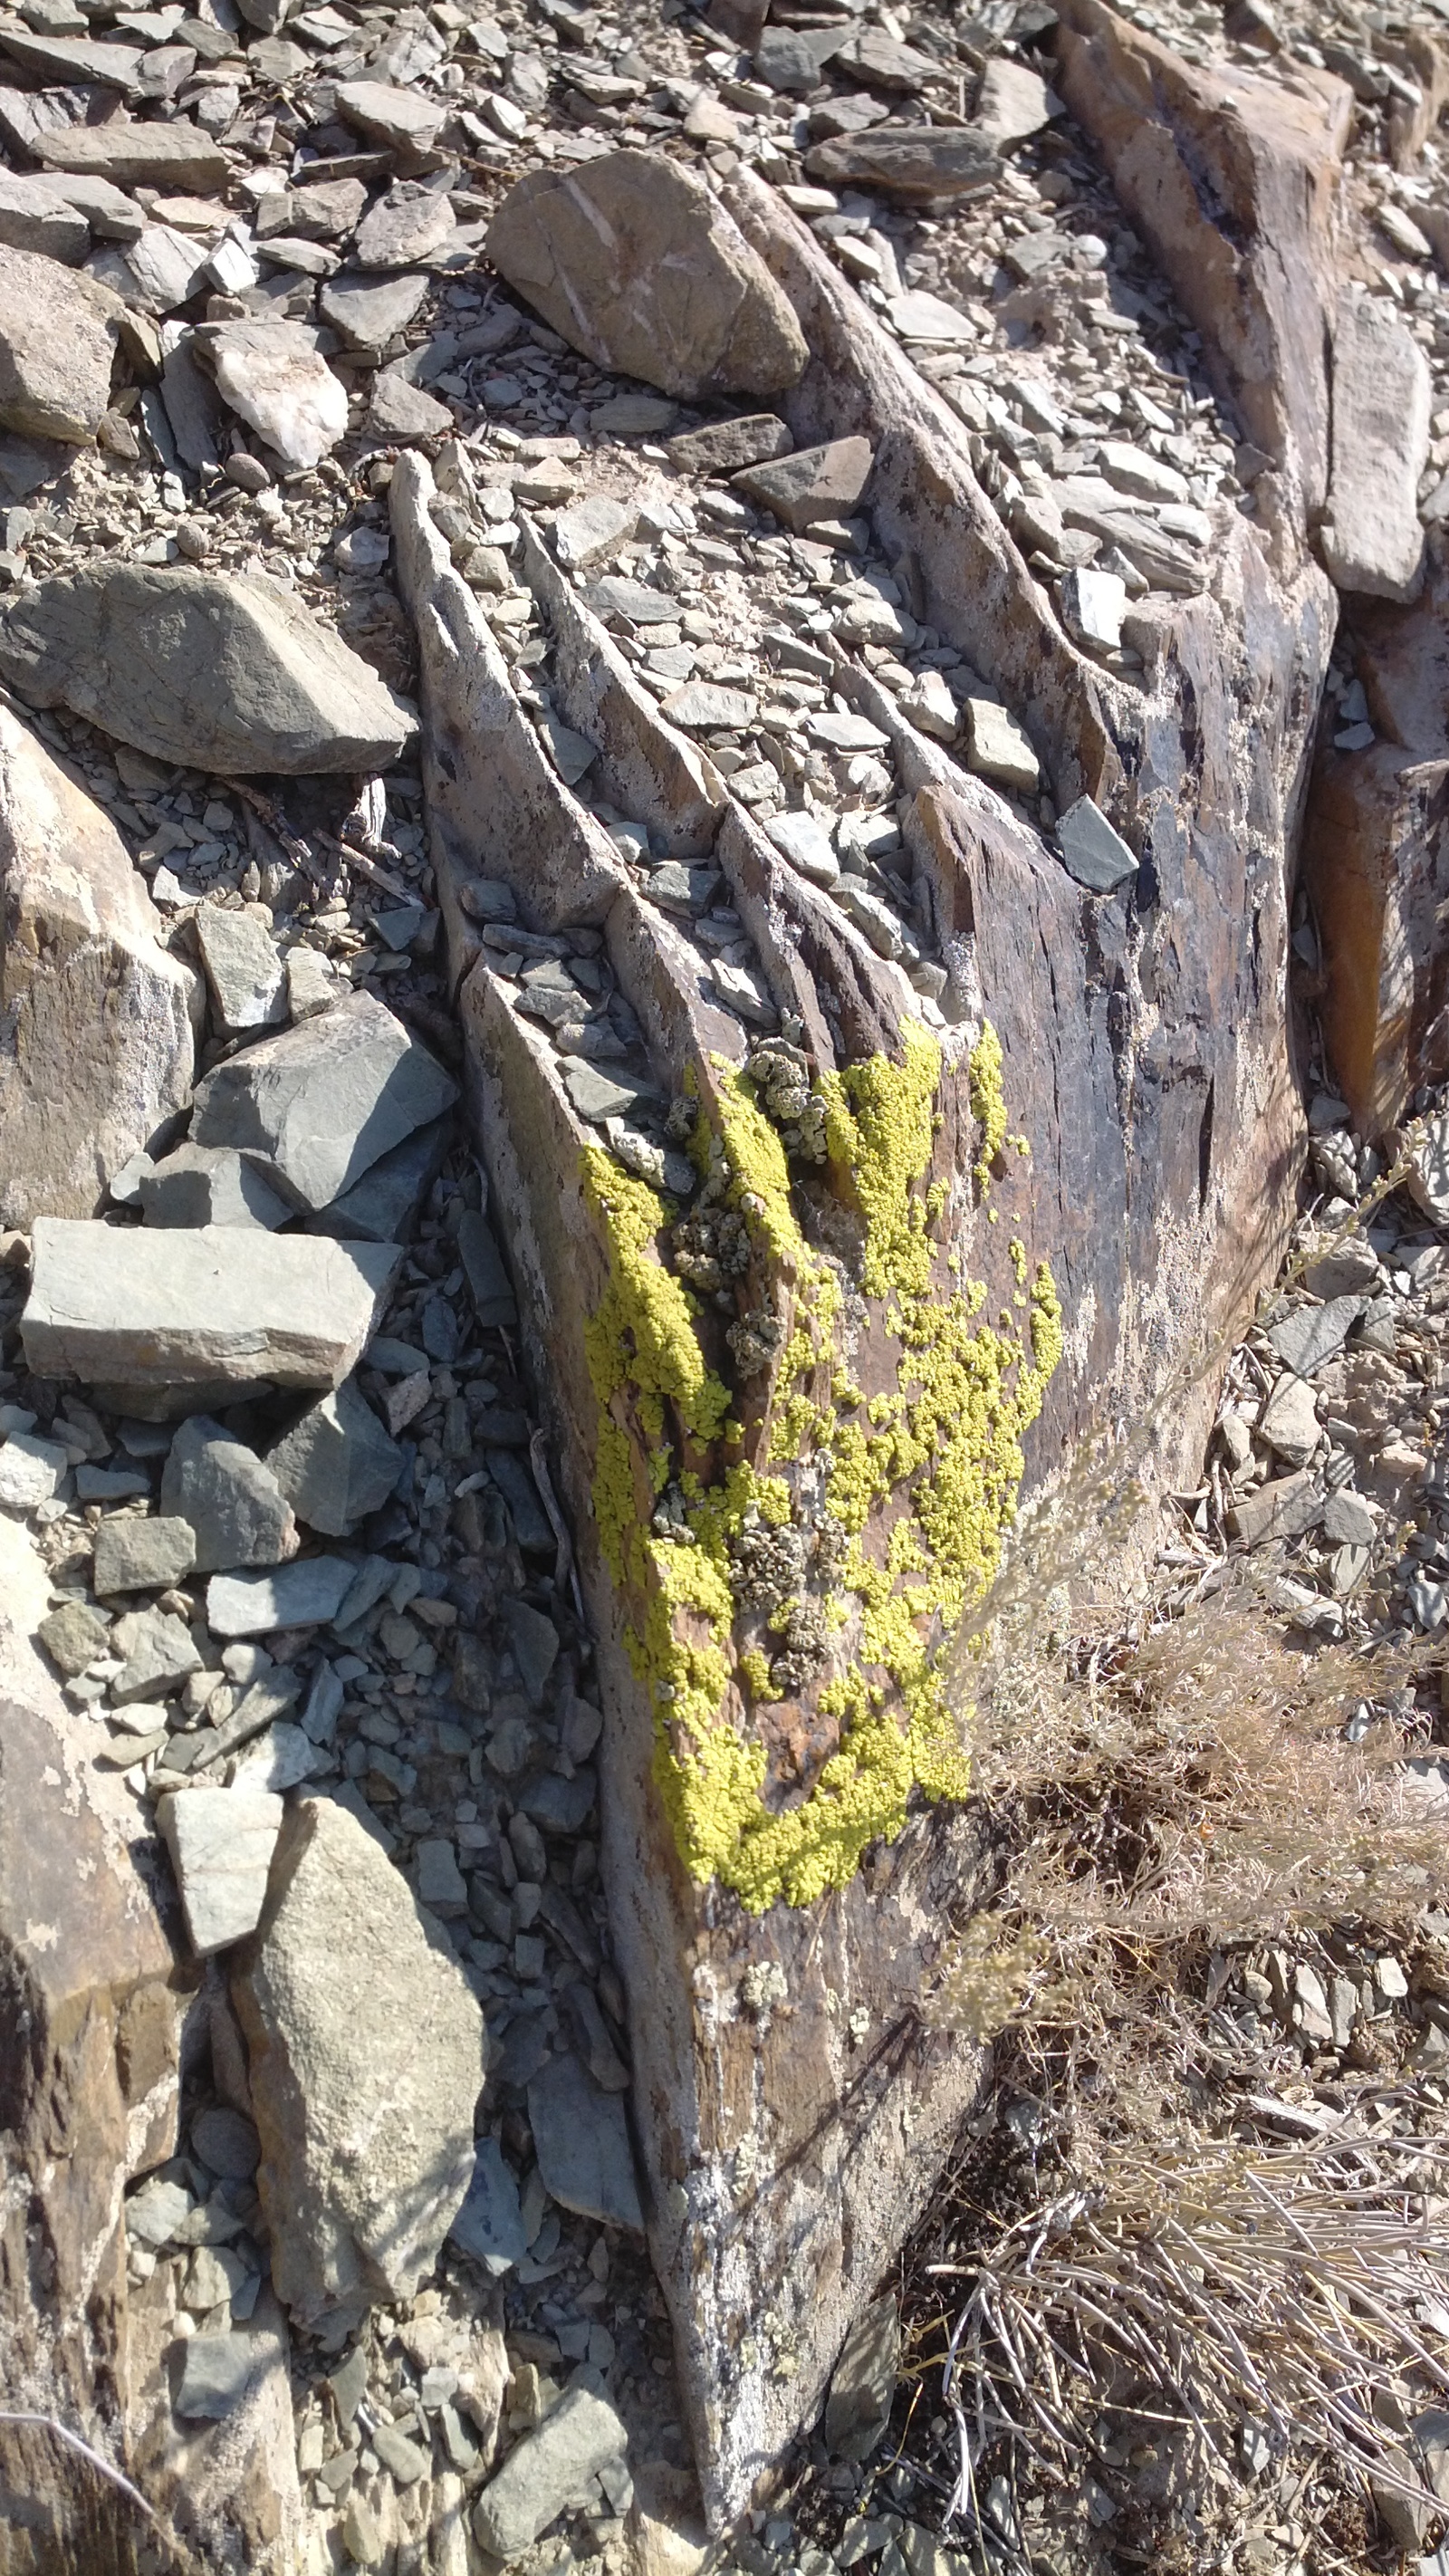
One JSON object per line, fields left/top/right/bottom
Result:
{"left": 193, "top": 2104, "right": 261, "bottom": 2178}
{"left": 173, "top": 2323, "right": 273, "bottom": 2420}
{"left": 448, "top": 2136, "right": 527, "bottom": 2276}
{"left": 978, "top": 57, "right": 1060, "bottom": 140}
{"left": 320, "top": 267, "right": 430, "bottom": 352}
{"left": 964, "top": 698, "right": 1040, "bottom": 793}
{"left": 369, "top": 368, "right": 452, "bottom": 442}
{"left": 471, "top": 2385, "right": 629, "bottom": 2561}
{"left": 733, "top": 435, "right": 875, "bottom": 532}
{"left": 160, "top": 334, "right": 225, "bottom": 472}
{"left": 139, "top": 1144, "right": 293, "bottom": 1232}
{"left": 486, "top": 149, "right": 808, "bottom": 401}
{"left": 162, "top": 1416, "right": 298, "bottom": 1574}
{"left": 590, "top": 392, "right": 677, "bottom": 437}
{"left": 1266, "top": 1295, "right": 1364, "bottom": 1376}
{"left": 527, "top": 2052, "right": 643, "bottom": 2231}
{"left": 34, "top": 118, "right": 231, "bottom": 195}
{"left": 304, "top": 1115, "right": 451, "bottom": 1245}
{"left": 264, "top": 1379, "right": 404, "bottom": 1537}
{"left": 0, "top": 1428, "right": 66, "bottom": 1508}
{"left": 0, "top": 25, "right": 149, "bottom": 91}
{"left": 754, "top": 24, "right": 847, "bottom": 91}
{"left": 1321, "top": 292, "right": 1430, "bottom": 604}
{"left": 356, "top": 180, "right": 456, "bottom": 272}
{"left": 0, "top": 240, "right": 126, "bottom": 443}
{"left": 1259, "top": 1371, "right": 1319, "bottom": 1467}
{"left": 583, "top": 574, "right": 684, "bottom": 628}
{"left": 0, "top": 566, "right": 417, "bottom": 774}
{"left": 206, "top": 1558, "right": 359, "bottom": 1637}
{"left": 659, "top": 682, "right": 756, "bottom": 732}
{"left": 197, "top": 320, "right": 348, "bottom": 476}
{"left": 48, "top": 176, "right": 144, "bottom": 244}
{"left": 232, "top": 1796, "right": 487, "bottom": 2322}
{"left": 230, "top": 1720, "right": 327, "bottom": 1794}
{"left": 552, "top": 493, "right": 637, "bottom": 574}
{"left": 126, "top": 2175, "right": 193, "bottom": 2248}
{"left": 190, "top": 989, "right": 458, "bottom": 1216}
{"left": 109, "top": 1604, "right": 203, "bottom": 1702}
{"left": 1056, "top": 795, "right": 1137, "bottom": 894}
{"left": 765, "top": 809, "right": 840, "bottom": 886}
{"left": 335, "top": 78, "right": 446, "bottom": 165}
{"left": 158, "top": 1783, "right": 284, "bottom": 1957}
{"left": 36, "top": 1598, "right": 109, "bottom": 1677}
{"left": 194, "top": 903, "right": 287, "bottom": 1035}
{"left": 1227, "top": 1469, "right": 1324, "bottom": 1546}
{"left": 92, "top": 1514, "right": 197, "bottom": 1596}
{"left": 805, "top": 122, "right": 1001, "bottom": 202}
{"left": 0, "top": 174, "right": 90, "bottom": 264}
{"left": 667, "top": 412, "right": 792, "bottom": 474}
{"left": 23, "top": 1222, "right": 402, "bottom": 1398}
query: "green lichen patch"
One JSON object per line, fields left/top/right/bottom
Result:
{"left": 581, "top": 1024, "right": 1061, "bottom": 1914}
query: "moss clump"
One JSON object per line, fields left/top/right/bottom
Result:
{"left": 581, "top": 1024, "right": 1061, "bottom": 1913}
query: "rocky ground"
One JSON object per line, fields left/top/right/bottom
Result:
{"left": 4, "top": 0, "right": 1449, "bottom": 2564}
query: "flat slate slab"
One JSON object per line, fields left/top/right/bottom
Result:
{"left": 191, "top": 989, "right": 459, "bottom": 1215}
{"left": 23, "top": 1221, "right": 401, "bottom": 1397}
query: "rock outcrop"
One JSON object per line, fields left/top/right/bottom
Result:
{"left": 0, "top": 705, "right": 200, "bottom": 1226}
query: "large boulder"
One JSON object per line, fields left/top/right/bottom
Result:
{"left": 485, "top": 149, "right": 810, "bottom": 400}
{"left": 0, "top": 566, "right": 417, "bottom": 774}
{"left": 231, "top": 1797, "right": 488, "bottom": 2328}
{"left": 0, "top": 240, "right": 127, "bottom": 441}
{"left": 0, "top": 704, "right": 200, "bottom": 1226}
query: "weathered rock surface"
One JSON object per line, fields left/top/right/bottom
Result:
{"left": 34, "top": 118, "right": 232, "bottom": 193}
{"left": 1052, "top": 0, "right": 1351, "bottom": 540}
{"left": 804, "top": 125, "right": 1002, "bottom": 203}
{"left": 1319, "top": 292, "right": 1430, "bottom": 602}
{"left": 733, "top": 434, "right": 874, "bottom": 531}
{"left": 139, "top": 1142, "right": 293, "bottom": 1230}
{"left": 233, "top": 1795, "right": 487, "bottom": 2324}
{"left": 0, "top": 239, "right": 126, "bottom": 441}
{"left": 0, "top": 703, "right": 199, "bottom": 1226}
{"left": 667, "top": 412, "right": 793, "bottom": 473}
{"left": 486, "top": 149, "right": 809, "bottom": 400}
{"left": 0, "top": 565, "right": 417, "bottom": 774}
{"left": 161, "top": 1414, "right": 299, "bottom": 1572}
{"left": 472, "top": 2385, "right": 629, "bottom": 2561}
{"left": 0, "top": 172, "right": 90, "bottom": 263}
{"left": 22, "top": 1220, "right": 401, "bottom": 1397}
{"left": 190, "top": 988, "right": 459, "bottom": 1214}
{"left": 193, "top": 900, "right": 287, "bottom": 1034}
{"left": 356, "top": 176, "right": 456, "bottom": 270}
{"left": 197, "top": 320, "right": 349, "bottom": 474}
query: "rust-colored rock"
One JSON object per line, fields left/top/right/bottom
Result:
{"left": 1052, "top": 0, "right": 1351, "bottom": 545}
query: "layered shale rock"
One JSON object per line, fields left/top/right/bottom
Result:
{"left": 0, "top": 705, "right": 200, "bottom": 1226}
{"left": 391, "top": 135, "right": 1331, "bottom": 2502}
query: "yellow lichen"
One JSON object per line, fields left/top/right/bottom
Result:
{"left": 581, "top": 1025, "right": 1061, "bottom": 1914}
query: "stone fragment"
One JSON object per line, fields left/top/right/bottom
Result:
{"left": 0, "top": 702, "right": 197, "bottom": 1226}
{"left": 0, "top": 566, "right": 417, "bottom": 775}
{"left": 306, "top": 1116, "right": 449, "bottom": 1246}
{"left": 1266, "top": 1295, "right": 1363, "bottom": 1375}
{"left": 233, "top": 1796, "right": 487, "bottom": 2322}
{"left": 0, "top": 1429, "right": 66, "bottom": 1508}
{"left": 158, "top": 1784, "right": 283, "bottom": 1956}
{"left": 590, "top": 392, "right": 677, "bottom": 436}
{"left": 977, "top": 57, "right": 1061, "bottom": 140}
{"left": 23, "top": 1224, "right": 400, "bottom": 1399}
{"left": 1060, "top": 565, "right": 1125, "bottom": 649}
{"left": 458, "top": 1209, "right": 517, "bottom": 1328}
{"left": 964, "top": 698, "right": 1040, "bottom": 792}
{"left": 162, "top": 1416, "right": 297, "bottom": 1573}
{"left": 0, "top": 173, "right": 90, "bottom": 264}
{"left": 356, "top": 179, "right": 455, "bottom": 272}
{"left": 109, "top": 1605, "right": 202, "bottom": 1701}
{"left": 1056, "top": 795, "right": 1137, "bottom": 894}
{"left": 825, "top": 2294, "right": 899, "bottom": 2462}
{"left": 1227, "top": 1469, "right": 1323, "bottom": 1544}
{"left": 44, "top": 177, "right": 143, "bottom": 244}
{"left": 198, "top": 322, "right": 348, "bottom": 474}
{"left": 93, "top": 1514, "right": 197, "bottom": 1595}
{"left": 733, "top": 435, "right": 873, "bottom": 532}
{"left": 321, "top": 267, "right": 430, "bottom": 351}
{"left": 139, "top": 1143, "right": 293, "bottom": 1232}
{"left": 36, "top": 120, "right": 231, "bottom": 193}
{"left": 471, "top": 2385, "right": 629, "bottom": 2561}
{"left": 173, "top": 2322, "right": 274, "bottom": 2420}
{"left": 0, "top": 25, "right": 146, "bottom": 89}
{"left": 194, "top": 902, "right": 286, "bottom": 1034}
{"left": 369, "top": 369, "right": 451, "bottom": 441}
{"left": 667, "top": 413, "right": 793, "bottom": 473}
{"left": 660, "top": 682, "right": 756, "bottom": 732}
{"left": 888, "top": 289, "right": 974, "bottom": 344}
{"left": 899, "top": 668, "right": 958, "bottom": 741}
{"left": 0, "top": 241, "right": 125, "bottom": 442}
{"left": 264, "top": 1379, "right": 404, "bottom": 1537}
{"left": 230, "top": 1723, "right": 325, "bottom": 1795}
{"left": 1259, "top": 1371, "right": 1319, "bottom": 1466}
{"left": 765, "top": 809, "right": 840, "bottom": 886}
{"left": 448, "top": 2137, "right": 527, "bottom": 2275}
{"left": 486, "top": 149, "right": 808, "bottom": 400}
{"left": 805, "top": 125, "right": 1001, "bottom": 203}
{"left": 552, "top": 492, "right": 637, "bottom": 572}
{"left": 527, "top": 2052, "right": 643, "bottom": 2230}
{"left": 193, "top": 2104, "right": 261, "bottom": 2178}
{"left": 192, "top": 990, "right": 456, "bottom": 1216}
{"left": 206, "top": 1558, "right": 359, "bottom": 1637}
{"left": 36, "top": 1599, "right": 109, "bottom": 1676}
{"left": 1320, "top": 293, "right": 1429, "bottom": 604}
{"left": 126, "top": 2176, "right": 192, "bottom": 2247}
{"left": 335, "top": 77, "right": 446, "bottom": 165}
{"left": 755, "top": 24, "right": 846, "bottom": 90}
{"left": 1322, "top": 1487, "right": 1377, "bottom": 1547}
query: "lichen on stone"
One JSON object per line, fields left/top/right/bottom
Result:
{"left": 580, "top": 1021, "right": 1061, "bottom": 1914}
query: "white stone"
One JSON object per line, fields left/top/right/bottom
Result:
{"left": 158, "top": 1784, "right": 284, "bottom": 1956}
{"left": 898, "top": 668, "right": 958, "bottom": 741}
{"left": 1060, "top": 565, "right": 1126, "bottom": 649}
{"left": 202, "top": 322, "right": 349, "bottom": 474}
{"left": 1321, "top": 292, "right": 1430, "bottom": 603}
{"left": 887, "top": 289, "right": 974, "bottom": 344}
